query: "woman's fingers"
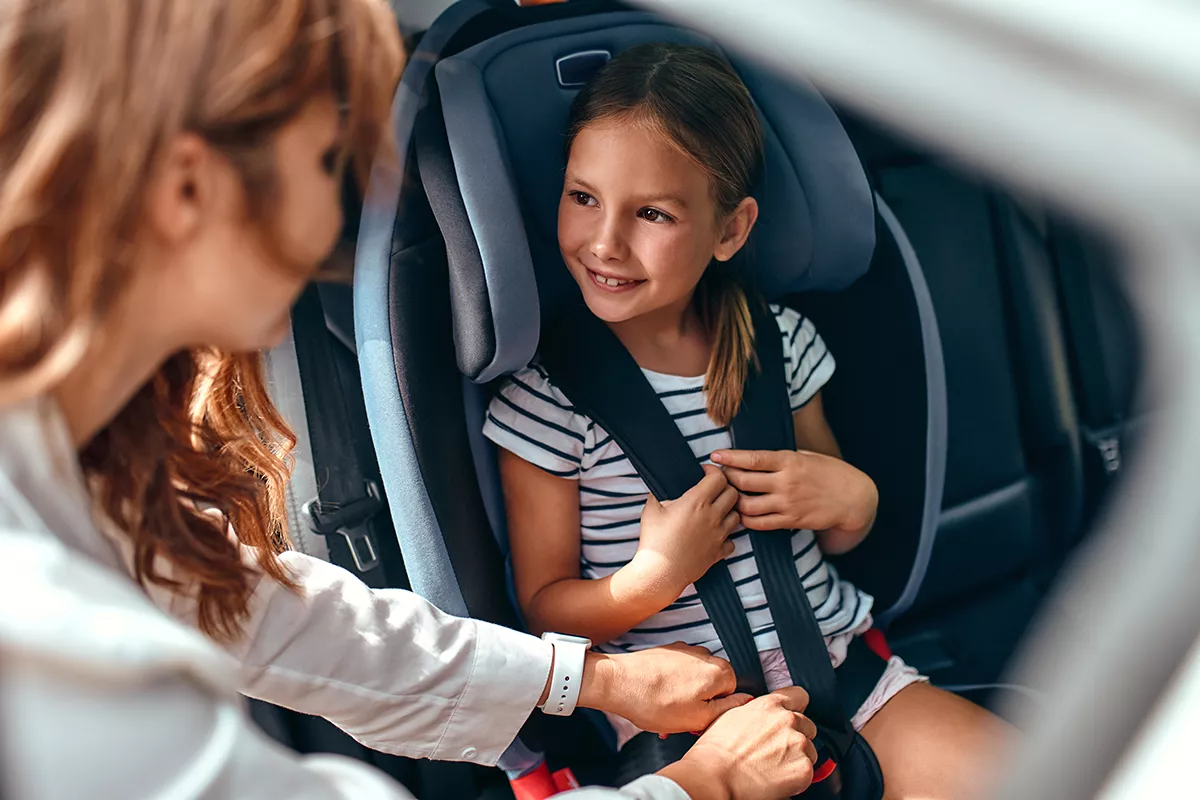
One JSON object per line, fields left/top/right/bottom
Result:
{"left": 802, "top": 737, "right": 819, "bottom": 767}
{"left": 791, "top": 712, "right": 817, "bottom": 741}
{"left": 722, "top": 510, "right": 741, "bottom": 534}
{"left": 707, "top": 692, "right": 754, "bottom": 718}
{"left": 770, "top": 686, "right": 811, "bottom": 713}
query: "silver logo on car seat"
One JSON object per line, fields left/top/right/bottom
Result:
{"left": 556, "top": 50, "right": 612, "bottom": 88}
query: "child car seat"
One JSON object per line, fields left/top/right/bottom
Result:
{"left": 353, "top": 0, "right": 948, "bottom": 789}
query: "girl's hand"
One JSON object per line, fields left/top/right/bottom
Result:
{"left": 626, "top": 465, "right": 741, "bottom": 602}
{"left": 711, "top": 449, "right": 877, "bottom": 553}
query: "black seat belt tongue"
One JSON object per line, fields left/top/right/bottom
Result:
{"left": 291, "top": 284, "right": 386, "bottom": 583}
{"left": 302, "top": 480, "right": 384, "bottom": 573}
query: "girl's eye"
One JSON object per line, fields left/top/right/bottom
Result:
{"left": 638, "top": 207, "right": 674, "bottom": 224}
{"left": 568, "top": 190, "right": 596, "bottom": 207}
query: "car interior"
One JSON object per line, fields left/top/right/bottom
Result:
{"left": 249, "top": 1, "right": 1151, "bottom": 796}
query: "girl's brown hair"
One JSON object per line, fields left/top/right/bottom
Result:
{"left": 565, "top": 43, "right": 764, "bottom": 425}
{"left": 0, "top": 0, "right": 403, "bottom": 640}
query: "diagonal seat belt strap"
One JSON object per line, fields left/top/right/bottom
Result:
{"left": 735, "top": 301, "right": 851, "bottom": 742}
{"left": 540, "top": 304, "right": 768, "bottom": 697}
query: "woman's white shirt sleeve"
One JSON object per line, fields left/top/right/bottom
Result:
{"left": 0, "top": 529, "right": 688, "bottom": 799}
{"left": 137, "top": 542, "right": 549, "bottom": 765}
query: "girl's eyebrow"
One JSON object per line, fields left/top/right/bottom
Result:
{"left": 564, "top": 174, "right": 598, "bottom": 194}
{"left": 639, "top": 192, "right": 689, "bottom": 209}
{"left": 566, "top": 174, "right": 688, "bottom": 209}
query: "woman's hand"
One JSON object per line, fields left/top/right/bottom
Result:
{"left": 580, "top": 643, "right": 752, "bottom": 734}
{"left": 710, "top": 449, "right": 877, "bottom": 554}
{"left": 660, "top": 687, "right": 820, "bottom": 800}
{"left": 624, "top": 465, "right": 741, "bottom": 602}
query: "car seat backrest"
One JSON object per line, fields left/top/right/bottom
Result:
{"left": 432, "top": 11, "right": 876, "bottom": 384}
{"left": 359, "top": 4, "right": 947, "bottom": 639}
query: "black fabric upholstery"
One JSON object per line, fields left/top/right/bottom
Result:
{"left": 822, "top": 111, "right": 1087, "bottom": 684}
{"left": 1049, "top": 219, "right": 1148, "bottom": 526}
{"left": 791, "top": 214, "right": 929, "bottom": 616}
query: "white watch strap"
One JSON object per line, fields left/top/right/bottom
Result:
{"left": 540, "top": 638, "right": 588, "bottom": 716}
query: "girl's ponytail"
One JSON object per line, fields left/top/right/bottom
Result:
{"left": 697, "top": 259, "right": 757, "bottom": 427}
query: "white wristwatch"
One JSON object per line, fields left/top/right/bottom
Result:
{"left": 538, "top": 632, "right": 592, "bottom": 716}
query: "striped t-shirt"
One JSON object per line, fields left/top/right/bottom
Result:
{"left": 483, "top": 304, "right": 873, "bottom": 659}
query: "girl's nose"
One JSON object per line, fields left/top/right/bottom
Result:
{"left": 591, "top": 214, "right": 629, "bottom": 262}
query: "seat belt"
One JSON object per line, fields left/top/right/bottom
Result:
{"left": 733, "top": 300, "right": 848, "bottom": 734}
{"left": 540, "top": 300, "right": 885, "bottom": 797}
{"left": 290, "top": 284, "right": 387, "bottom": 586}
{"left": 539, "top": 303, "right": 768, "bottom": 698}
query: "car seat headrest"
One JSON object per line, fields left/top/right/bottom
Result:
{"left": 431, "top": 11, "right": 875, "bottom": 383}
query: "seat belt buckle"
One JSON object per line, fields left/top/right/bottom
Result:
{"left": 302, "top": 480, "right": 384, "bottom": 573}
{"left": 804, "top": 757, "right": 844, "bottom": 799}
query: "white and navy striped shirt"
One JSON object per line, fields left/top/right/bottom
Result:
{"left": 483, "top": 305, "right": 873, "bottom": 659}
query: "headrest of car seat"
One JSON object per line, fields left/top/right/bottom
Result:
{"left": 431, "top": 11, "right": 875, "bottom": 383}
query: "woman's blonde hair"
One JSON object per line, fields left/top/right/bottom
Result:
{"left": 565, "top": 43, "right": 764, "bottom": 426}
{"left": 0, "top": 0, "right": 403, "bottom": 640}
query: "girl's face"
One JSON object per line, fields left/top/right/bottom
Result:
{"left": 558, "top": 120, "right": 755, "bottom": 325}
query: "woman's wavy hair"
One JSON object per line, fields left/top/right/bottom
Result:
{"left": 0, "top": 0, "right": 403, "bottom": 640}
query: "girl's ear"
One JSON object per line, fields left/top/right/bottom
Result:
{"left": 713, "top": 196, "right": 759, "bottom": 262}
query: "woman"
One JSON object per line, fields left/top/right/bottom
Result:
{"left": 0, "top": 1, "right": 819, "bottom": 799}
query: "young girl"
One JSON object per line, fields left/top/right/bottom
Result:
{"left": 485, "top": 43, "right": 1008, "bottom": 798}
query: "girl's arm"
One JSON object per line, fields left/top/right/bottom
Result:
{"left": 500, "top": 449, "right": 738, "bottom": 643}
{"left": 791, "top": 393, "right": 877, "bottom": 554}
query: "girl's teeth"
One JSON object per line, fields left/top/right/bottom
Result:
{"left": 595, "top": 272, "right": 632, "bottom": 287}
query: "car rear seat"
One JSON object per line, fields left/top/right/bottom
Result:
{"left": 1046, "top": 219, "right": 1148, "bottom": 529}
{"left": 808, "top": 117, "right": 1086, "bottom": 689}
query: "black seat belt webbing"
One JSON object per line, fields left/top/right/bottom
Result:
{"left": 541, "top": 300, "right": 886, "bottom": 798}
{"left": 540, "top": 305, "right": 768, "bottom": 697}
{"left": 735, "top": 301, "right": 847, "bottom": 737}
{"left": 291, "top": 285, "right": 385, "bottom": 584}
{"left": 541, "top": 301, "right": 883, "bottom": 755}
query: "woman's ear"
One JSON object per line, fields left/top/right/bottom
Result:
{"left": 713, "top": 196, "right": 759, "bottom": 262}
{"left": 143, "top": 133, "right": 219, "bottom": 247}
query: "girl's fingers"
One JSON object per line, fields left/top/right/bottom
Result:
{"left": 740, "top": 513, "right": 793, "bottom": 531}
{"left": 720, "top": 466, "right": 777, "bottom": 493}
{"left": 736, "top": 493, "right": 776, "bottom": 517}
{"left": 711, "top": 449, "right": 785, "bottom": 471}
